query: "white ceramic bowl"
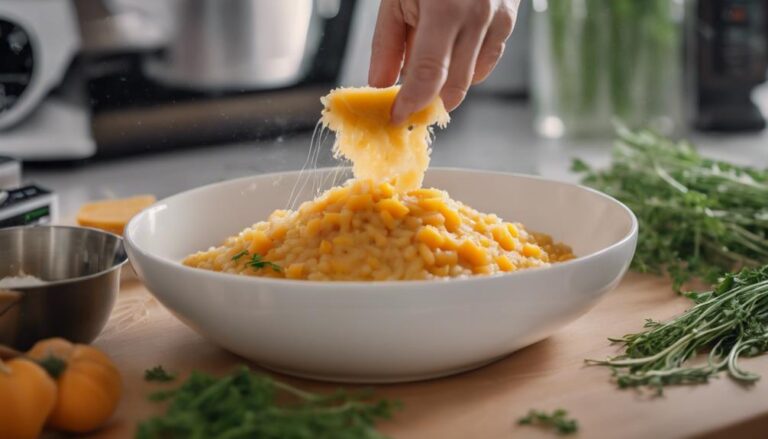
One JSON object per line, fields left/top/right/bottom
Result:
{"left": 125, "top": 168, "right": 637, "bottom": 383}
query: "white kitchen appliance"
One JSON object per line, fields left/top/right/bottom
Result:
{"left": 0, "top": 0, "right": 95, "bottom": 160}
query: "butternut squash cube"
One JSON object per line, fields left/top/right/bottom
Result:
{"left": 492, "top": 225, "right": 516, "bottom": 251}
{"left": 418, "top": 197, "right": 445, "bottom": 211}
{"left": 458, "top": 240, "right": 489, "bottom": 266}
{"left": 441, "top": 208, "right": 462, "bottom": 233}
{"left": 496, "top": 255, "right": 516, "bottom": 272}
{"left": 522, "top": 243, "right": 543, "bottom": 258}
{"left": 416, "top": 225, "right": 445, "bottom": 249}
{"left": 346, "top": 194, "right": 373, "bottom": 211}
{"left": 377, "top": 198, "right": 410, "bottom": 219}
{"left": 378, "top": 182, "right": 395, "bottom": 198}
{"left": 506, "top": 223, "right": 520, "bottom": 238}
{"left": 422, "top": 213, "right": 445, "bottom": 227}
{"left": 247, "top": 231, "right": 273, "bottom": 255}
{"left": 286, "top": 263, "right": 305, "bottom": 279}
{"left": 410, "top": 188, "right": 443, "bottom": 199}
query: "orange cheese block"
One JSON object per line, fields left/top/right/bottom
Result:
{"left": 320, "top": 85, "right": 449, "bottom": 192}
{"left": 76, "top": 195, "right": 156, "bottom": 235}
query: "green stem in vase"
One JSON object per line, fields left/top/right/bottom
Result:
{"left": 578, "top": 0, "right": 604, "bottom": 113}
{"left": 548, "top": 0, "right": 574, "bottom": 119}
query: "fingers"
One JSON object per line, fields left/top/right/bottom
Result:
{"left": 441, "top": 13, "right": 492, "bottom": 111}
{"left": 369, "top": 0, "right": 408, "bottom": 87}
{"left": 383, "top": 0, "right": 519, "bottom": 122}
{"left": 473, "top": 4, "right": 517, "bottom": 84}
{"left": 391, "top": 5, "right": 462, "bottom": 124}
{"left": 401, "top": 27, "right": 416, "bottom": 78}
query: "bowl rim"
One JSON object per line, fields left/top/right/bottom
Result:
{"left": 125, "top": 167, "right": 639, "bottom": 289}
{"left": 0, "top": 224, "right": 129, "bottom": 290}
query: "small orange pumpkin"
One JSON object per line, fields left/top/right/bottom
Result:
{"left": 0, "top": 357, "right": 58, "bottom": 439}
{"left": 27, "top": 338, "right": 122, "bottom": 433}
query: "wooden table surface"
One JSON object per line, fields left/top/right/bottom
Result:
{"left": 87, "top": 272, "right": 768, "bottom": 439}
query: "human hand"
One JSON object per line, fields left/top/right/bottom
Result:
{"left": 369, "top": 0, "right": 520, "bottom": 124}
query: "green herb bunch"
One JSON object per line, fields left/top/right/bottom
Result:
{"left": 517, "top": 408, "right": 578, "bottom": 435}
{"left": 573, "top": 126, "right": 768, "bottom": 290}
{"left": 136, "top": 367, "right": 398, "bottom": 439}
{"left": 588, "top": 266, "right": 768, "bottom": 392}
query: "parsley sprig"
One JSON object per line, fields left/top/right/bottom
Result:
{"left": 137, "top": 367, "right": 398, "bottom": 439}
{"left": 248, "top": 253, "right": 282, "bottom": 272}
{"left": 588, "top": 266, "right": 768, "bottom": 393}
{"left": 573, "top": 126, "right": 768, "bottom": 291}
{"left": 144, "top": 365, "right": 176, "bottom": 382}
{"left": 232, "top": 250, "right": 282, "bottom": 272}
{"left": 231, "top": 250, "right": 248, "bottom": 261}
{"left": 518, "top": 408, "right": 578, "bottom": 435}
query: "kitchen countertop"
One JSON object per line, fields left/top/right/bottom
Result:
{"left": 24, "top": 90, "right": 768, "bottom": 219}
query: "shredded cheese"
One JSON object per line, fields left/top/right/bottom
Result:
{"left": 320, "top": 86, "right": 449, "bottom": 192}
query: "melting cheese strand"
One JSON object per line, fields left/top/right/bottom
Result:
{"left": 287, "top": 120, "right": 324, "bottom": 210}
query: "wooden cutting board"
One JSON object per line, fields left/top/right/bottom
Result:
{"left": 87, "top": 272, "right": 768, "bottom": 439}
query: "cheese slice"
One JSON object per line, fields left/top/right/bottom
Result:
{"left": 320, "top": 86, "right": 449, "bottom": 192}
{"left": 76, "top": 195, "right": 156, "bottom": 235}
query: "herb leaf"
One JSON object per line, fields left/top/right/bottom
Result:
{"left": 588, "top": 265, "right": 768, "bottom": 393}
{"left": 137, "top": 366, "right": 398, "bottom": 439}
{"left": 232, "top": 250, "right": 248, "bottom": 261}
{"left": 248, "top": 253, "right": 282, "bottom": 272}
{"left": 518, "top": 408, "right": 578, "bottom": 435}
{"left": 573, "top": 126, "right": 768, "bottom": 291}
{"left": 144, "top": 365, "right": 176, "bottom": 382}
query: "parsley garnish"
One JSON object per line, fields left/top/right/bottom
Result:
{"left": 232, "top": 250, "right": 248, "bottom": 261}
{"left": 137, "top": 366, "right": 399, "bottom": 439}
{"left": 248, "top": 253, "right": 282, "bottom": 272}
{"left": 144, "top": 365, "right": 176, "bottom": 382}
{"left": 518, "top": 409, "right": 578, "bottom": 435}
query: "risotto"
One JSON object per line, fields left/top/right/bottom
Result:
{"left": 183, "top": 86, "right": 575, "bottom": 280}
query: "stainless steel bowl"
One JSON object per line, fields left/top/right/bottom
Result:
{"left": 0, "top": 225, "right": 127, "bottom": 350}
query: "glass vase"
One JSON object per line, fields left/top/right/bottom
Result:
{"left": 531, "top": 0, "right": 685, "bottom": 139}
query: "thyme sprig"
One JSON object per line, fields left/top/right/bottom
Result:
{"left": 573, "top": 126, "right": 768, "bottom": 290}
{"left": 588, "top": 266, "right": 768, "bottom": 393}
